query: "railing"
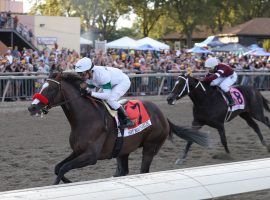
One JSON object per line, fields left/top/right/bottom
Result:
{"left": 1, "top": 158, "right": 270, "bottom": 199}
{"left": 0, "top": 15, "right": 37, "bottom": 49}
{"left": 0, "top": 72, "right": 270, "bottom": 102}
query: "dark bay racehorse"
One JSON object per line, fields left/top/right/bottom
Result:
{"left": 167, "top": 74, "right": 270, "bottom": 164}
{"left": 28, "top": 72, "right": 210, "bottom": 184}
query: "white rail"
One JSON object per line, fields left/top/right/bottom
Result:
{"left": 1, "top": 158, "right": 270, "bottom": 200}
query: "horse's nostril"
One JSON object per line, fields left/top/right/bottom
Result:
{"left": 28, "top": 106, "right": 35, "bottom": 112}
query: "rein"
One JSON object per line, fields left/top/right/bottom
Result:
{"left": 35, "top": 78, "right": 80, "bottom": 114}
{"left": 176, "top": 76, "right": 206, "bottom": 97}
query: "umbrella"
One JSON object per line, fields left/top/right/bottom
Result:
{"left": 187, "top": 46, "right": 212, "bottom": 54}
{"left": 244, "top": 49, "right": 270, "bottom": 56}
{"left": 135, "top": 44, "right": 157, "bottom": 51}
{"left": 212, "top": 43, "right": 249, "bottom": 53}
{"left": 207, "top": 40, "right": 224, "bottom": 47}
{"left": 195, "top": 36, "right": 224, "bottom": 47}
{"left": 248, "top": 44, "right": 261, "bottom": 50}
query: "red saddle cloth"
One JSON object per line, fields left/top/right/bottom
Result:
{"left": 124, "top": 100, "right": 151, "bottom": 129}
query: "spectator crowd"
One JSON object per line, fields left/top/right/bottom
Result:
{"left": 1, "top": 46, "right": 270, "bottom": 75}
{"left": 0, "top": 45, "right": 270, "bottom": 100}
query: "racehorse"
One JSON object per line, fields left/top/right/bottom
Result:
{"left": 167, "top": 74, "right": 270, "bottom": 164}
{"left": 28, "top": 72, "right": 210, "bottom": 184}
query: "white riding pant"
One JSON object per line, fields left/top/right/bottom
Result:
{"left": 106, "top": 77, "right": 131, "bottom": 110}
{"left": 210, "top": 72, "right": 237, "bottom": 92}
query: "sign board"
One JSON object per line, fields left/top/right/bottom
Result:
{"left": 95, "top": 40, "right": 107, "bottom": 53}
{"left": 37, "top": 37, "right": 57, "bottom": 45}
{"left": 174, "top": 41, "right": 181, "bottom": 50}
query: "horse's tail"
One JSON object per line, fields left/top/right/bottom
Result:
{"left": 262, "top": 94, "right": 270, "bottom": 112}
{"left": 167, "top": 119, "right": 210, "bottom": 148}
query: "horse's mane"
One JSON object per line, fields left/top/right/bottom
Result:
{"left": 49, "top": 72, "right": 83, "bottom": 89}
{"left": 187, "top": 75, "right": 217, "bottom": 92}
{"left": 61, "top": 73, "right": 83, "bottom": 89}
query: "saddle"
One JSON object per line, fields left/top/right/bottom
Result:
{"left": 102, "top": 99, "right": 151, "bottom": 129}
{"left": 218, "top": 87, "right": 245, "bottom": 110}
{"left": 218, "top": 87, "right": 245, "bottom": 121}
{"left": 102, "top": 99, "right": 152, "bottom": 158}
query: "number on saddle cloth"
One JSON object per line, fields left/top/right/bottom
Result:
{"left": 229, "top": 88, "right": 245, "bottom": 106}
{"left": 222, "top": 88, "right": 245, "bottom": 114}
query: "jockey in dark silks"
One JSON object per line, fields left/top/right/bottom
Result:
{"left": 202, "top": 57, "right": 238, "bottom": 106}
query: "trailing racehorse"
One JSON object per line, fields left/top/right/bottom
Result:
{"left": 28, "top": 72, "right": 210, "bottom": 184}
{"left": 167, "top": 74, "right": 270, "bottom": 164}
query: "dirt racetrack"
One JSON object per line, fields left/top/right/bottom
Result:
{"left": 1, "top": 94, "right": 270, "bottom": 199}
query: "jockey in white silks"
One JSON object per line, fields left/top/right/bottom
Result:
{"left": 75, "top": 57, "right": 134, "bottom": 128}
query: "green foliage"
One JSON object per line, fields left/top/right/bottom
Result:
{"left": 125, "top": 0, "right": 167, "bottom": 37}
{"left": 148, "top": 15, "right": 181, "bottom": 39}
{"left": 108, "top": 27, "right": 140, "bottom": 41}
{"left": 29, "top": 0, "right": 65, "bottom": 16}
{"left": 262, "top": 39, "right": 270, "bottom": 51}
{"left": 28, "top": 0, "right": 270, "bottom": 44}
{"left": 168, "top": 0, "right": 206, "bottom": 47}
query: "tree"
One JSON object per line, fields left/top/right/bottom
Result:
{"left": 127, "top": 0, "right": 166, "bottom": 37}
{"left": 29, "top": 0, "right": 65, "bottom": 16}
{"left": 95, "top": 0, "right": 130, "bottom": 40}
{"left": 148, "top": 15, "right": 181, "bottom": 39}
{"left": 169, "top": 0, "right": 206, "bottom": 48}
{"left": 237, "top": 0, "right": 270, "bottom": 22}
{"left": 203, "top": 0, "right": 237, "bottom": 33}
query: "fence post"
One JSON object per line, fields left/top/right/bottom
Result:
{"left": 158, "top": 76, "right": 165, "bottom": 96}
{"left": 2, "top": 80, "right": 11, "bottom": 102}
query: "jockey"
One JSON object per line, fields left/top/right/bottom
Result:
{"left": 75, "top": 57, "right": 134, "bottom": 129}
{"left": 202, "top": 57, "right": 238, "bottom": 106}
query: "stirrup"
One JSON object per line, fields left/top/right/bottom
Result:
{"left": 228, "top": 102, "right": 235, "bottom": 107}
{"left": 119, "top": 121, "right": 134, "bottom": 129}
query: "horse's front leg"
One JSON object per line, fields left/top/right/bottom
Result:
{"left": 53, "top": 150, "right": 98, "bottom": 185}
{"left": 54, "top": 152, "right": 77, "bottom": 184}
{"left": 114, "top": 154, "right": 130, "bottom": 177}
{"left": 175, "top": 141, "right": 193, "bottom": 165}
{"left": 176, "top": 120, "right": 204, "bottom": 165}
{"left": 212, "top": 125, "right": 232, "bottom": 160}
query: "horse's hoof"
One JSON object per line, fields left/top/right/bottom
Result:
{"left": 266, "top": 145, "right": 270, "bottom": 153}
{"left": 175, "top": 159, "right": 185, "bottom": 165}
{"left": 212, "top": 153, "right": 232, "bottom": 160}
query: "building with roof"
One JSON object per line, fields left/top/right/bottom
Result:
{"left": 218, "top": 18, "right": 270, "bottom": 46}
{"left": 163, "top": 25, "right": 215, "bottom": 48}
{"left": 0, "top": 0, "right": 23, "bottom": 13}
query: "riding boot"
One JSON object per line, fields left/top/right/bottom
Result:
{"left": 224, "top": 91, "right": 234, "bottom": 106}
{"left": 117, "top": 106, "right": 135, "bottom": 129}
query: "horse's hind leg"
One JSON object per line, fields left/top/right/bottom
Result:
{"left": 140, "top": 143, "right": 161, "bottom": 173}
{"left": 114, "top": 154, "right": 129, "bottom": 177}
{"left": 176, "top": 120, "right": 203, "bottom": 165}
{"left": 239, "top": 112, "right": 269, "bottom": 150}
{"left": 251, "top": 109, "right": 270, "bottom": 129}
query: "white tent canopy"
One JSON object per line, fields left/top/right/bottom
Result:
{"left": 136, "top": 37, "right": 170, "bottom": 50}
{"left": 80, "top": 37, "right": 92, "bottom": 45}
{"left": 106, "top": 36, "right": 137, "bottom": 49}
{"left": 187, "top": 46, "right": 212, "bottom": 54}
{"left": 195, "top": 36, "right": 215, "bottom": 47}
{"left": 195, "top": 36, "right": 224, "bottom": 47}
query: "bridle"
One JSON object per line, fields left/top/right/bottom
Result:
{"left": 173, "top": 76, "right": 206, "bottom": 98}
{"left": 33, "top": 78, "right": 79, "bottom": 114}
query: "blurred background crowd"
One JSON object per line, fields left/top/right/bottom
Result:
{"left": 1, "top": 47, "right": 270, "bottom": 75}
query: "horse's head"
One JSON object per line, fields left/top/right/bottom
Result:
{"left": 28, "top": 72, "right": 64, "bottom": 115}
{"left": 167, "top": 74, "right": 202, "bottom": 105}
